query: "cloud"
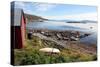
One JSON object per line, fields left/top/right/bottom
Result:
{"left": 14, "top": 2, "right": 33, "bottom": 14}
{"left": 66, "top": 12, "right": 97, "bottom": 21}
{"left": 34, "top": 3, "right": 56, "bottom": 12}
{"left": 43, "top": 12, "right": 97, "bottom": 21}
{"left": 15, "top": 1, "right": 25, "bottom": 9}
{"left": 14, "top": 2, "right": 97, "bottom": 21}
{"left": 14, "top": 2, "right": 56, "bottom": 14}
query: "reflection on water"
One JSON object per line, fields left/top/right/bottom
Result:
{"left": 80, "top": 33, "right": 97, "bottom": 45}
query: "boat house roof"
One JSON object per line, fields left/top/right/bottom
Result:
{"left": 11, "top": 8, "right": 24, "bottom": 26}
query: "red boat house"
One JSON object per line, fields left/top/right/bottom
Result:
{"left": 11, "top": 8, "right": 26, "bottom": 49}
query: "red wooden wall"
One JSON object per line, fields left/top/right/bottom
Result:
{"left": 12, "top": 13, "right": 26, "bottom": 49}
{"left": 21, "top": 14, "right": 26, "bottom": 48}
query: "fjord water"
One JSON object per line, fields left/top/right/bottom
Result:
{"left": 27, "top": 21, "right": 97, "bottom": 33}
{"left": 26, "top": 21, "right": 97, "bottom": 45}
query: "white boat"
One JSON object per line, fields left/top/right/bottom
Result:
{"left": 39, "top": 48, "right": 60, "bottom": 53}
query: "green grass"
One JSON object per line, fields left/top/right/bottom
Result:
{"left": 14, "top": 35, "right": 97, "bottom": 65}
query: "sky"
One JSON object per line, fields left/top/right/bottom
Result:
{"left": 14, "top": 1, "right": 97, "bottom": 21}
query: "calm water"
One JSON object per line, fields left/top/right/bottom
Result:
{"left": 80, "top": 33, "right": 97, "bottom": 45}
{"left": 26, "top": 21, "right": 97, "bottom": 45}
{"left": 27, "top": 21, "right": 96, "bottom": 32}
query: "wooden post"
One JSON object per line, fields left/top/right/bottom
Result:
{"left": 76, "top": 31, "right": 80, "bottom": 45}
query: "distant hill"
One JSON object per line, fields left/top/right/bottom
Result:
{"left": 24, "top": 13, "right": 97, "bottom": 23}
{"left": 67, "top": 21, "right": 81, "bottom": 23}
{"left": 81, "top": 20, "right": 97, "bottom": 23}
{"left": 24, "top": 13, "right": 48, "bottom": 22}
{"left": 66, "top": 20, "right": 97, "bottom": 23}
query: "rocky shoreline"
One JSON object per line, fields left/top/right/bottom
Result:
{"left": 28, "top": 29, "right": 91, "bottom": 41}
{"left": 27, "top": 29, "right": 97, "bottom": 55}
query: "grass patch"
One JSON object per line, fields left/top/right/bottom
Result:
{"left": 14, "top": 35, "right": 97, "bottom": 65}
